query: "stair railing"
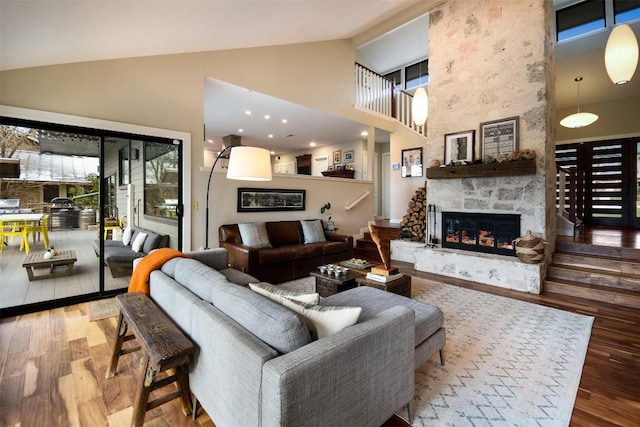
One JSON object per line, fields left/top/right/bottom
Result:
{"left": 345, "top": 190, "right": 371, "bottom": 211}
{"left": 354, "top": 63, "right": 427, "bottom": 137}
{"left": 556, "top": 165, "right": 584, "bottom": 227}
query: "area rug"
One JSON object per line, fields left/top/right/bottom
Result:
{"left": 281, "top": 277, "right": 593, "bottom": 427}
{"left": 88, "top": 298, "right": 119, "bottom": 321}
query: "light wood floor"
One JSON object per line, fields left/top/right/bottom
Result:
{"left": 0, "top": 229, "right": 129, "bottom": 314}
{"left": 2, "top": 274, "right": 639, "bottom": 426}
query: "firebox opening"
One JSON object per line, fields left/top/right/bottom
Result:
{"left": 442, "top": 212, "right": 520, "bottom": 257}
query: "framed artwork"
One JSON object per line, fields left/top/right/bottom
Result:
{"left": 480, "top": 116, "right": 519, "bottom": 161}
{"left": 343, "top": 150, "right": 354, "bottom": 163}
{"left": 401, "top": 147, "right": 423, "bottom": 178}
{"left": 444, "top": 130, "right": 475, "bottom": 165}
{"left": 237, "top": 188, "right": 306, "bottom": 212}
{"left": 333, "top": 150, "right": 342, "bottom": 164}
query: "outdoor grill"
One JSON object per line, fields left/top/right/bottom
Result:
{"left": 0, "top": 198, "right": 20, "bottom": 214}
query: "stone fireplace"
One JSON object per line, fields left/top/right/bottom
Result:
{"left": 442, "top": 212, "right": 520, "bottom": 257}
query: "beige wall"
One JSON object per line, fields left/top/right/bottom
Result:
{"left": 1, "top": 40, "right": 393, "bottom": 249}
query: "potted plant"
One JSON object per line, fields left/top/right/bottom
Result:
{"left": 321, "top": 202, "right": 335, "bottom": 231}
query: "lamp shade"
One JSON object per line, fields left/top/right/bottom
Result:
{"left": 560, "top": 112, "right": 599, "bottom": 128}
{"left": 605, "top": 24, "right": 639, "bottom": 85}
{"left": 412, "top": 87, "right": 429, "bottom": 126}
{"left": 226, "top": 146, "right": 272, "bottom": 181}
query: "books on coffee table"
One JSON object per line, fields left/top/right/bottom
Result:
{"left": 365, "top": 272, "right": 403, "bottom": 283}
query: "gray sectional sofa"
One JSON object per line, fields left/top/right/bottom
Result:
{"left": 143, "top": 248, "right": 446, "bottom": 427}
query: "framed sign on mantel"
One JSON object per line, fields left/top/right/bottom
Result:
{"left": 480, "top": 116, "right": 519, "bottom": 162}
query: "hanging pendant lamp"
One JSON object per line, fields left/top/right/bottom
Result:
{"left": 412, "top": 87, "right": 429, "bottom": 126}
{"left": 560, "top": 77, "right": 598, "bottom": 128}
{"left": 605, "top": 24, "right": 639, "bottom": 85}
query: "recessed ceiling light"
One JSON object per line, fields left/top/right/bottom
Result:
{"left": 238, "top": 129, "right": 244, "bottom": 133}
{"left": 264, "top": 115, "right": 270, "bottom": 120}
{"left": 282, "top": 119, "right": 288, "bottom": 123}
{"left": 207, "top": 139, "right": 214, "bottom": 143}
{"left": 270, "top": 151, "right": 275, "bottom": 155}
{"left": 245, "top": 110, "right": 252, "bottom": 115}
{"left": 268, "top": 134, "right": 274, "bottom": 138}
{"left": 310, "top": 142, "right": 316, "bottom": 147}
{"left": 361, "top": 131, "right": 368, "bottom": 137}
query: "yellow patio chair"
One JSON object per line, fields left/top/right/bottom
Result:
{"left": 0, "top": 219, "right": 30, "bottom": 254}
{"left": 104, "top": 215, "right": 127, "bottom": 240}
{"left": 25, "top": 214, "right": 50, "bottom": 248}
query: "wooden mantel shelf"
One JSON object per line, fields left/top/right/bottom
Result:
{"left": 426, "top": 159, "right": 536, "bottom": 179}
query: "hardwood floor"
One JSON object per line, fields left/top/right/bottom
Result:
{"left": 1, "top": 224, "right": 639, "bottom": 426}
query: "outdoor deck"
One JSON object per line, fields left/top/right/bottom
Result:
{"left": 0, "top": 229, "right": 129, "bottom": 311}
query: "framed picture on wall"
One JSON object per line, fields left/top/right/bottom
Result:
{"left": 343, "top": 150, "right": 354, "bottom": 163}
{"left": 444, "top": 130, "right": 475, "bottom": 165}
{"left": 480, "top": 116, "right": 519, "bottom": 161}
{"left": 237, "top": 188, "right": 306, "bottom": 212}
{"left": 401, "top": 147, "right": 423, "bottom": 178}
{"left": 333, "top": 150, "right": 342, "bottom": 164}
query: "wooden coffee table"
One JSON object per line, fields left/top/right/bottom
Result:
{"left": 310, "top": 269, "right": 366, "bottom": 297}
{"left": 22, "top": 250, "right": 77, "bottom": 281}
{"left": 356, "top": 274, "right": 412, "bottom": 298}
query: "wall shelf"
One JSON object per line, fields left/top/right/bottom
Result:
{"left": 321, "top": 169, "right": 355, "bottom": 179}
{"left": 426, "top": 159, "right": 536, "bottom": 179}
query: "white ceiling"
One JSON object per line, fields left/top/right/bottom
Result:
{"left": 1, "top": 1, "right": 639, "bottom": 153}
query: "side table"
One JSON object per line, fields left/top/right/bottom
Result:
{"left": 356, "top": 274, "right": 412, "bottom": 298}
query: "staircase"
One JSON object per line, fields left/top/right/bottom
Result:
{"left": 544, "top": 240, "right": 640, "bottom": 309}
{"left": 353, "top": 223, "right": 400, "bottom": 264}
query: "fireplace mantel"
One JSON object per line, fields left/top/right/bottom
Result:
{"left": 426, "top": 159, "right": 536, "bottom": 179}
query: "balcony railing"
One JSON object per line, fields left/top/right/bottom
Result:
{"left": 556, "top": 165, "right": 584, "bottom": 228}
{"left": 354, "top": 63, "right": 426, "bottom": 137}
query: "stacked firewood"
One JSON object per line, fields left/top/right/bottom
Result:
{"left": 399, "top": 186, "right": 426, "bottom": 241}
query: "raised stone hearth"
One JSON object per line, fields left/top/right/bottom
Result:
{"left": 391, "top": 240, "right": 544, "bottom": 294}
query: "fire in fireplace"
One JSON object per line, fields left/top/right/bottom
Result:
{"left": 441, "top": 212, "right": 520, "bottom": 256}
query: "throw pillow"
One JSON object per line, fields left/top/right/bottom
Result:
{"left": 122, "top": 227, "right": 133, "bottom": 245}
{"left": 249, "top": 282, "right": 320, "bottom": 305}
{"left": 131, "top": 232, "right": 148, "bottom": 252}
{"left": 279, "top": 297, "right": 361, "bottom": 339}
{"left": 238, "top": 222, "right": 272, "bottom": 248}
{"left": 301, "top": 220, "right": 327, "bottom": 244}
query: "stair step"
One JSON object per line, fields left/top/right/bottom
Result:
{"left": 556, "top": 241, "right": 640, "bottom": 261}
{"left": 547, "top": 265, "right": 640, "bottom": 292}
{"left": 356, "top": 239, "right": 378, "bottom": 250}
{"left": 552, "top": 253, "right": 640, "bottom": 276}
{"left": 543, "top": 278, "right": 640, "bottom": 309}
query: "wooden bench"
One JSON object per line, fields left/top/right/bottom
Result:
{"left": 106, "top": 292, "right": 194, "bottom": 427}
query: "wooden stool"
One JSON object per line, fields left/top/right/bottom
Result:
{"left": 106, "top": 292, "right": 194, "bottom": 427}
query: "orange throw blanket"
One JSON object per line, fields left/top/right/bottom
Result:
{"left": 128, "top": 248, "right": 190, "bottom": 295}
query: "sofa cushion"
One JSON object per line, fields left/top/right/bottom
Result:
{"left": 239, "top": 222, "right": 272, "bottom": 249}
{"left": 122, "top": 227, "right": 133, "bottom": 245}
{"left": 249, "top": 282, "right": 320, "bottom": 305}
{"left": 322, "top": 286, "right": 444, "bottom": 347}
{"left": 291, "top": 243, "right": 324, "bottom": 260}
{"left": 209, "top": 279, "right": 311, "bottom": 354}
{"left": 103, "top": 246, "right": 146, "bottom": 263}
{"left": 300, "top": 219, "right": 326, "bottom": 244}
{"left": 131, "top": 232, "right": 148, "bottom": 252}
{"left": 265, "top": 221, "right": 302, "bottom": 247}
{"left": 323, "top": 241, "right": 348, "bottom": 256}
{"left": 259, "top": 247, "right": 295, "bottom": 265}
{"left": 279, "top": 298, "right": 361, "bottom": 340}
{"left": 174, "top": 258, "right": 231, "bottom": 303}
{"left": 142, "top": 231, "right": 164, "bottom": 254}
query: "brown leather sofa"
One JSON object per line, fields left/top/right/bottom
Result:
{"left": 219, "top": 220, "right": 353, "bottom": 283}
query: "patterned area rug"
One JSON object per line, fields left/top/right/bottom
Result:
{"left": 281, "top": 276, "right": 593, "bottom": 427}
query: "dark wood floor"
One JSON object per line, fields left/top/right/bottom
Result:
{"left": 558, "top": 225, "right": 640, "bottom": 249}
{"left": 1, "top": 225, "right": 639, "bottom": 427}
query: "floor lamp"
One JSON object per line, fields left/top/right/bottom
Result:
{"left": 205, "top": 145, "right": 272, "bottom": 249}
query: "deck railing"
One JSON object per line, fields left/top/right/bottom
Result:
{"left": 354, "top": 63, "right": 427, "bottom": 137}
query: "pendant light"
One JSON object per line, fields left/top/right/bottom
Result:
{"left": 605, "top": 24, "right": 639, "bottom": 85}
{"left": 412, "top": 59, "right": 429, "bottom": 126}
{"left": 560, "top": 77, "right": 598, "bottom": 128}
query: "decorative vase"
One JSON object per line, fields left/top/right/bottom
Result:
{"left": 43, "top": 250, "right": 53, "bottom": 260}
{"left": 326, "top": 220, "right": 335, "bottom": 231}
{"left": 513, "top": 230, "right": 545, "bottom": 264}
